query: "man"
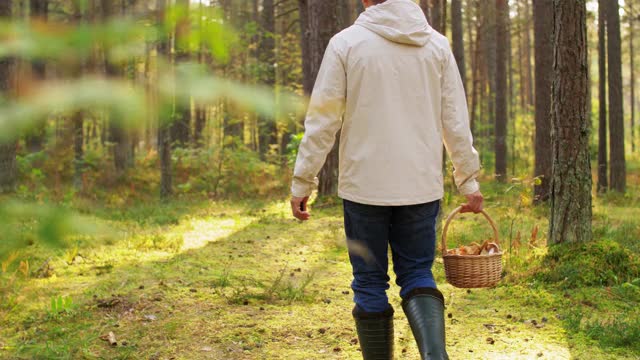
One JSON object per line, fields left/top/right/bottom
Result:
{"left": 290, "top": 0, "right": 483, "bottom": 358}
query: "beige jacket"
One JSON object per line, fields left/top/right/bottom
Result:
{"left": 291, "top": 0, "right": 480, "bottom": 206}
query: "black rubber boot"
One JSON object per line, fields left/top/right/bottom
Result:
{"left": 401, "top": 288, "right": 449, "bottom": 360}
{"left": 353, "top": 305, "right": 394, "bottom": 360}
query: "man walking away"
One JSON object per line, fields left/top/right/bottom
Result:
{"left": 290, "top": 0, "right": 483, "bottom": 359}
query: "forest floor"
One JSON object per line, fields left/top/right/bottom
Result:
{"left": 1, "top": 181, "right": 640, "bottom": 359}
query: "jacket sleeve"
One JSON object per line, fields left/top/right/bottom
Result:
{"left": 441, "top": 49, "right": 481, "bottom": 195}
{"left": 291, "top": 39, "right": 346, "bottom": 197}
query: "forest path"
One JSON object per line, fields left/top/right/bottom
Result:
{"left": 1, "top": 197, "right": 638, "bottom": 359}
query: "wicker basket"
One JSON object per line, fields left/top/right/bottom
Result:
{"left": 441, "top": 206, "right": 502, "bottom": 288}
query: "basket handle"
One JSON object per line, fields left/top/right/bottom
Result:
{"left": 441, "top": 206, "right": 500, "bottom": 253}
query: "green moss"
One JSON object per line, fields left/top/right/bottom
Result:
{"left": 536, "top": 240, "right": 640, "bottom": 288}
{"left": 1, "top": 189, "right": 640, "bottom": 359}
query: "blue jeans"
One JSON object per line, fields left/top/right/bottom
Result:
{"left": 343, "top": 199, "right": 440, "bottom": 313}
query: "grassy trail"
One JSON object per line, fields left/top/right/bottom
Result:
{"left": 1, "top": 187, "right": 639, "bottom": 359}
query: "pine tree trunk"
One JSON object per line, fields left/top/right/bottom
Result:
{"left": 171, "top": 0, "right": 191, "bottom": 147}
{"left": 258, "top": 0, "right": 277, "bottom": 157}
{"left": 524, "top": 0, "right": 534, "bottom": 109}
{"left": 597, "top": 0, "right": 608, "bottom": 192}
{"left": 442, "top": 0, "right": 447, "bottom": 37}
{"left": 630, "top": 12, "right": 636, "bottom": 153}
{"left": 304, "top": 0, "right": 341, "bottom": 196}
{"left": 298, "top": 0, "right": 313, "bottom": 97}
{"left": 431, "top": 0, "right": 442, "bottom": 33}
{"left": 356, "top": 1, "right": 365, "bottom": 15}
{"left": 533, "top": 0, "right": 553, "bottom": 201}
{"left": 338, "top": 0, "right": 351, "bottom": 28}
{"left": 451, "top": 0, "right": 466, "bottom": 90}
{"left": 420, "top": 0, "right": 431, "bottom": 25}
{"left": 517, "top": 0, "right": 525, "bottom": 111}
{"left": 606, "top": 0, "right": 626, "bottom": 192}
{"left": 469, "top": 0, "right": 479, "bottom": 135}
{"left": 0, "top": 0, "right": 16, "bottom": 193}
{"left": 481, "top": 0, "right": 497, "bottom": 138}
{"left": 72, "top": 111, "right": 84, "bottom": 190}
{"left": 549, "top": 0, "right": 592, "bottom": 244}
{"left": 102, "top": 0, "right": 130, "bottom": 175}
{"left": 157, "top": 0, "right": 172, "bottom": 200}
{"left": 495, "top": 0, "right": 508, "bottom": 182}
{"left": 25, "top": 0, "right": 48, "bottom": 152}
{"left": 193, "top": 1, "right": 207, "bottom": 148}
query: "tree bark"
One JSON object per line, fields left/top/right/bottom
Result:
{"left": 549, "top": 0, "right": 592, "bottom": 244}
{"left": 606, "top": 0, "right": 626, "bottom": 192}
{"left": 102, "top": 0, "right": 130, "bottom": 175}
{"left": 420, "top": 0, "right": 431, "bottom": 25}
{"left": 0, "top": 1, "right": 16, "bottom": 193}
{"left": 258, "top": 0, "right": 277, "bottom": 157}
{"left": 432, "top": 0, "right": 442, "bottom": 33}
{"left": 630, "top": 10, "right": 636, "bottom": 154}
{"left": 533, "top": 0, "right": 553, "bottom": 201}
{"left": 171, "top": 0, "right": 191, "bottom": 147}
{"left": 298, "top": 0, "right": 313, "bottom": 97}
{"left": 356, "top": 1, "right": 365, "bottom": 15}
{"left": 25, "top": 0, "right": 48, "bottom": 152}
{"left": 72, "top": 110, "right": 84, "bottom": 190}
{"left": 302, "top": 0, "right": 341, "bottom": 196}
{"left": 481, "top": 0, "right": 497, "bottom": 137}
{"left": 494, "top": 0, "right": 508, "bottom": 182}
{"left": 597, "top": 0, "right": 608, "bottom": 192}
{"left": 338, "top": 0, "right": 351, "bottom": 28}
{"left": 157, "top": 0, "right": 172, "bottom": 200}
{"left": 193, "top": 1, "right": 207, "bottom": 147}
{"left": 523, "top": 0, "right": 534, "bottom": 109}
{"left": 451, "top": 0, "right": 466, "bottom": 91}
{"left": 469, "top": 0, "right": 479, "bottom": 135}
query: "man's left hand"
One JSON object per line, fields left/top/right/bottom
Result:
{"left": 291, "top": 196, "right": 310, "bottom": 221}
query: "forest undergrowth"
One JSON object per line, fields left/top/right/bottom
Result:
{"left": 1, "top": 169, "right": 639, "bottom": 359}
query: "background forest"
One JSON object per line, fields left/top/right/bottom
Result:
{"left": 1, "top": 0, "right": 639, "bottom": 359}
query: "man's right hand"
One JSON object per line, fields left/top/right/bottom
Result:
{"left": 460, "top": 190, "right": 484, "bottom": 213}
{"left": 291, "top": 196, "right": 311, "bottom": 221}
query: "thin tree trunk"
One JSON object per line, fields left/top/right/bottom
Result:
{"left": 0, "top": 1, "right": 16, "bottom": 193}
{"left": 432, "top": 0, "right": 442, "bottom": 33}
{"left": 517, "top": 0, "right": 526, "bottom": 111}
{"left": 524, "top": 0, "right": 534, "bottom": 109}
{"left": 533, "top": 0, "right": 553, "bottom": 201}
{"left": 469, "top": 0, "right": 478, "bottom": 135}
{"left": 442, "top": 0, "right": 447, "bottom": 37}
{"left": 508, "top": 10, "right": 516, "bottom": 176}
{"left": 338, "top": 0, "right": 351, "bottom": 28}
{"left": 495, "top": 0, "right": 508, "bottom": 182}
{"left": 171, "top": 0, "right": 191, "bottom": 146}
{"left": 630, "top": 10, "right": 636, "bottom": 153}
{"left": 481, "top": 0, "right": 497, "bottom": 139}
{"left": 298, "top": 0, "right": 313, "bottom": 97}
{"left": 451, "top": 0, "right": 466, "bottom": 91}
{"left": 420, "top": 0, "right": 431, "bottom": 25}
{"left": 597, "top": 0, "right": 608, "bottom": 192}
{"left": 193, "top": 0, "right": 207, "bottom": 147}
{"left": 72, "top": 111, "right": 84, "bottom": 190}
{"left": 258, "top": 0, "right": 277, "bottom": 157}
{"left": 549, "top": 0, "right": 592, "bottom": 244}
{"left": 606, "top": 0, "right": 626, "bottom": 192}
{"left": 157, "top": 0, "right": 172, "bottom": 200}
{"left": 102, "top": 0, "right": 130, "bottom": 175}
{"left": 356, "top": 0, "right": 365, "bottom": 15}
{"left": 25, "top": 0, "right": 48, "bottom": 152}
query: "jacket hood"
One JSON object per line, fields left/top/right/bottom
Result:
{"left": 355, "top": 0, "right": 433, "bottom": 46}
